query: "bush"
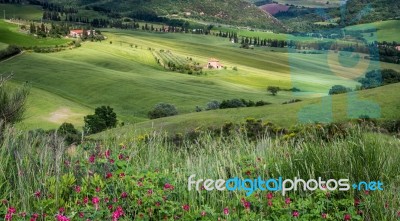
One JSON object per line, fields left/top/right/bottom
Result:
{"left": 84, "top": 106, "right": 117, "bottom": 134}
{"left": 219, "top": 99, "right": 246, "bottom": 109}
{"left": 148, "top": 103, "right": 178, "bottom": 119}
{"left": 255, "top": 100, "right": 271, "bottom": 106}
{"left": 0, "top": 45, "right": 21, "bottom": 61}
{"left": 328, "top": 85, "right": 352, "bottom": 95}
{"left": 205, "top": 100, "right": 221, "bottom": 110}
{"left": 282, "top": 99, "right": 302, "bottom": 104}
{"left": 58, "top": 122, "right": 80, "bottom": 145}
{"left": 0, "top": 75, "right": 30, "bottom": 128}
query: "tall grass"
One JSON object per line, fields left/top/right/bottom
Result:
{"left": 0, "top": 125, "right": 399, "bottom": 219}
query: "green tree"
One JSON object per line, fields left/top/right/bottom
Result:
{"left": 58, "top": 122, "right": 80, "bottom": 145}
{"left": 328, "top": 85, "right": 351, "bottom": 95}
{"left": 0, "top": 75, "right": 30, "bottom": 127}
{"left": 267, "top": 86, "right": 280, "bottom": 96}
{"left": 84, "top": 106, "right": 117, "bottom": 134}
{"left": 148, "top": 103, "right": 178, "bottom": 119}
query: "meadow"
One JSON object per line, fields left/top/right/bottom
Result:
{"left": 0, "top": 20, "right": 70, "bottom": 48}
{"left": 344, "top": 20, "right": 400, "bottom": 43}
{"left": 1, "top": 122, "right": 399, "bottom": 220}
{"left": 0, "top": 2, "right": 399, "bottom": 220}
{"left": 0, "top": 3, "right": 43, "bottom": 21}
{"left": 1, "top": 23, "right": 399, "bottom": 130}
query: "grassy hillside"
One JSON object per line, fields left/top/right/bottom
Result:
{"left": 45, "top": 0, "right": 285, "bottom": 30}
{"left": 0, "top": 20, "right": 70, "bottom": 47}
{"left": 97, "top": 83, "right": 400, "bottom": 136}
{"left": 2, "top": 28, "right": 399, "bottom": 130}
{"left": 333, "top": 0, "right": 400, "bottom": 25}
{"left": 344, "top": 20, "right": 400, "bottom": 43}
{"left": 0, "top": 3, "right": 43, "bottom": 20}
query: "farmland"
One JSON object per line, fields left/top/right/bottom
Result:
{"left": 0, "top": 3, "right": 43, "bottom": 20}
{"left": 1, "top": 22, "right": 399, "bottom": 130}
{"left": 344, "top": 20, "right": 400, "bottom": 43}
{"left": 0, "top": 20, "right": 70, "bottom": 47}
{"left": 0, "top": 1, "right": 400, "bottom": 220}
{"left": 0, "top": 29, "right": 396, "bottom": 130}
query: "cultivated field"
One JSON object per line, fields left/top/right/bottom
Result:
{"left": 344, "top": 20, "right": 400, "bottom": 43}
{"left": 1, "top": 24, "right": 399, "bottom": 130}
{"left": 0, "top": 20, "right": 70, "bottom": 47}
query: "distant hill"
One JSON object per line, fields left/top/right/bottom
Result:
{"left": 44, "top": 0, "right": 286, "bottom": 31}
{"left": 339, "top": 0, "right": 400, "bottom": 25}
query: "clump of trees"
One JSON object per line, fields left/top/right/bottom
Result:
{"left": 148, "top": 103, "right": 178, "bottom": 119}
{"left": 200, "top": 99, "right": 270, "bottom": 111}
{"left": 84, "top": 106, "right": 117, "bottom": 134}
{"left": 328, "top": 85, "right": 352, "bottom": 95}
{"left": 0, "top": 75, "right": 30, "bottom": 126}
{"left": 359, "top": 69, "right": 400, "bottom": 89}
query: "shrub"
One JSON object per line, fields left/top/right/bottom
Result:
{"left": 328, "top": 85, "right": 352, "bottom": 95}
{"left": 282, "top": 99, "right": 302, "bottom": 104}
{"left": 219, "top": 99, "right": 246, "bottom": 109}
{"left": 148, "top": 103, "right": 178, "bottom": 119}
{"left": 255, "top": 100, "right": 271, "bottom": 106}
{"left": 58, "top": 122, "right": 80, "bottom": 145}
{"left": 0, "top": 45, "right": 21, "bottom": 61}
{"left": 205, "top": 100, "right": 221, "bottom": 110}
{"left": 0, "top": 75, "right": 30, "bottom": 128}
{"left": 84, "top": 106, "right": 117, "bottom": 134}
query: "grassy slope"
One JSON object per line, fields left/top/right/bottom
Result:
{"left": 0, "top": 42, "right": 7, "bottom": 50}
{"left": 344, "top": 20, "right": 400, "bottom": 43}
{"left": 273, "top": 0, "right": 342, "bottom": 8}
{"left": 12, "top": 84, "right": 92, "bottom": 130}
{"left": 0, "top": 3, "right": 43, "bottom": 20}
{"left": 98, "top": 83, "right": 400, "bottom": 136}
{"left": 2, "top": 29, "right": 399, "bottom": 130}
{"left": 0, "top": 20, "right": 70, "bottom": 47}
{"left": 47, "top": 0, "right": 284, "bottom": 30}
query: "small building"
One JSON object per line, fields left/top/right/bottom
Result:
{"left": 396, "top": 46, "right": 400, "bottom": 51}
{"left": 69, "top": 29, "right": 95, "bottom": 38}
{"left": 206, "top": 58, "right": 224, "bottom": 69}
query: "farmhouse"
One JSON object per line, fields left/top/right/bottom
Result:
{"left": 69, "top": 29, "right": 95, "bottom": 38}
{"left": 206, "top": 58, "right": 224, "bottom": 69}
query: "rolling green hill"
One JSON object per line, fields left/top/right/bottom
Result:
{"left": 0, "top": 20, "right": 70, "bottom": 47}
{"left": 344, "top": 20, "right": 400, "bottom": 43}
{"left": 43, "top": 0, "right": 285, "bottom": 30}
{"left": 2, "top": 27, "right": 399, "bottom": 130}
{"left": 96, "top": 83, "right": 400, "bottom": 136}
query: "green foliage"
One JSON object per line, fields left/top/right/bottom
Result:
{"left": 58, "top": 122, "right": 80, "bottom": 145}
{"left": 205, "top": 100, "right": 220, "bottom": 110}
{"left": 328, "top": 85, "right": 352, "bottom": 95}
{"left": 267, "top": 86, "right": 280, "bottom": 96}
{"left": 0, "top": 75, "right": 30, "bottom": 127}
{"left": 1, "top": 123, "right": 399, "bottom": 220}
{"left": 84, "top": 106, "right": 117, "bottom": 134}
{"left": 148, "top": 103, "right": 178, "bottom": 119}
{"left": 0, "top": 45, "right": 21, "bottom": 61}
{"left": 219, "top": 99, "right": 246, "bottom": 109}
{"left": 359, "top": 69, "right": 400, "bottom": 89}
